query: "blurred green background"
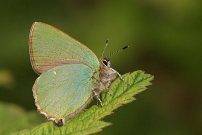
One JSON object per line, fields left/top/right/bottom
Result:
{"left": 0, "top": 0, "right": 202, "bottom": 134}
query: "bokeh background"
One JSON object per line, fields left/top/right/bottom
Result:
{"left": 0, "top": 0, "right": 202, "bottom": 134}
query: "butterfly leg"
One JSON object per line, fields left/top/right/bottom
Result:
{"left": 107, "top": 89, "right": 112, "bottom": 96}
{"left": 111, "top": 68, "right": 124, "bottom": 81}
{"left": 93, "top": 90, "right": 103, "bottom": 106}
{"left": 104, "top": 85, "right": 112, "bottom": 96}
{"left": 111, "top": 69, "right": 132, "bottom": 88}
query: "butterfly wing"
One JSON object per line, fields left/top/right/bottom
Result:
{"left": 29, "top": 22, "right": 100, "bottom": 74}
{"left": 33, "top": 64, "right": 94, "bottom": 122}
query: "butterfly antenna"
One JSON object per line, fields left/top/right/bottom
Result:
{"left": 108, "top": 45, "right": 130, "bottom": 57}
{"left": 101, "top": 39, "right": 109, "bottom": 57}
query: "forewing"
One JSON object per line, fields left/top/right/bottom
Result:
{"left": 29, "top": 22, "right": 100, "bottom": 74}
{"left": 33, "top": 64, "right": 94, "bottom": 121}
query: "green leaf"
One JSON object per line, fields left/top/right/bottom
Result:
{"left": 16, "top": 70, "right": 153, "bottom": 135}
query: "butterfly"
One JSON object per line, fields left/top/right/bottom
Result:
{"left": 29, "top": 22, "right": 123, "bottom": 126}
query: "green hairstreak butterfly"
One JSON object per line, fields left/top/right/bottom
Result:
{"left": 29, "top": 22, "right": 123, "bottom": 126}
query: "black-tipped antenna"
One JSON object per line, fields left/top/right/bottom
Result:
{"left": 108, "top": 45, "right": 130, "bottom": 57}
{"left": 101, "top": 39, "right": 109, "bottom": 57}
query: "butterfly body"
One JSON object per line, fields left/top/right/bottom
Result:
{"left": 29, "top": 22, "right": 119, "bottom": 126}
{"left": 93, "top": 58, "right": 117, "bottom": 96}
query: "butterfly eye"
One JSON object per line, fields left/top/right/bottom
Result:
{"left": 103, "top": 60, "right": 108, "bottom": 66}
{"left": 102, "top": 58, "right": 110, "bottom": 67}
